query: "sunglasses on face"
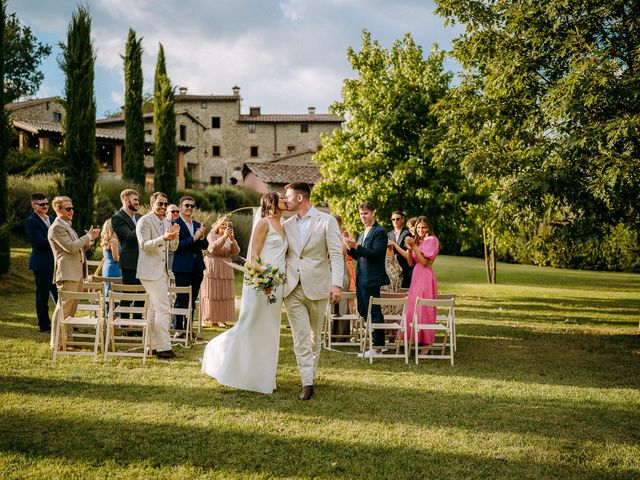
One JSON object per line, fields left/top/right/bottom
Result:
{"left": 169, "top": 210, "right": 179, "bottom": 214}
{"left": 35, "top": 202, "right": 49, "bottom": 207}
{"left": 183, "top": 204, "right": 195, "bottom": 209}
{"left": 64, "top": 207, "right": 75, "bottom": 212}
{"left": 391, "top": 217, "right": 402, "bottom": 221}
{"left": 155, "top": 201, "right": 169, "bottom": 207}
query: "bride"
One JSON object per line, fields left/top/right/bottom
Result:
{"left": 201, "top": 192, "right": 288, "bottom": 394}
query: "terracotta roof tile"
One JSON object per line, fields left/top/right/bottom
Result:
{"left": 244, "top": 162, "right": 321, "bottom": 185}
{"left": 6, "top": 97, "right": 63, "bottom": 111}
{"left": 175, "top": 94, "right": 238, "bottom": 102}
{"left": 238, "top": 114, "right": 342, "bottom": 123}
{"left": 11, "top": 119, "right": 193, "bottom": 150}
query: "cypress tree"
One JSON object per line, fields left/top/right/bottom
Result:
{"left": 122, "top": 29, "right": 145, "bottom": 186}
{"left": 0, "top": 0, "right": 11, "bottom": 275}
{"left": 59, "top": 6, "right": 97, "bottom": 233}
{"left": 152, "top": 43, "right": 177, "bottom": 200}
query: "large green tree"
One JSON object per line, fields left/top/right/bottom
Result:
{"left": 435, "top": 0, "right": 640, "bottom": 268}
{"left": 2, "top": 8, "right": 51, "bottom": 103}
{"left": 153, "top": 43, "right": 177, "bottom": 200}
{"left": 0, "top": 0, "right": 11, "bottom": 275}
{"left": 60, "top": 6, "right": 97, "bottom": 233}
{"left": 122, "top": 28, "right": 145, "bottom": 186}
{"left": 314, "top": 31, "right": 476, "bottom": 253}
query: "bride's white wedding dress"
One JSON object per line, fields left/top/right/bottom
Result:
{"left": 201, "top": 219, "right": 287, "bottom": 394}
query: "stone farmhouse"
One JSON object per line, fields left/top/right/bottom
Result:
{"left": 8, "top": 87, "right": 343, "bottom": 193}
{"left": 96, "top": 86, "right": 343, "bottom": 191}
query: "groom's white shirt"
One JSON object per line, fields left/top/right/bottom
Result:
{"left": 283, "top": 208, "right": 343, "bottom": 300}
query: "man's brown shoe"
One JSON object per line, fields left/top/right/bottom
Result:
{"left": 299, "top": 385, "right": 314, "bottom": 401}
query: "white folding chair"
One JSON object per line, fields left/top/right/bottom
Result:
{"left": 169, "top": 285, "right": 192, "bottom": 347}
{"left": 52, "top": 290, "right": 105, "bottom": 365}
{"left": 85, "top": 259, "right": 102, "bottom": 278}
{"left": 413, "top": 297, "right": 456, "bottom": 366}
{"left": 364, "top": 296, "right": 408, "bottom": 363}
{"left": 104, "top": 291, "right": 150, "bottom": 363}
{"left": 380, "top": 292, "right": 409, "bottom": 353}
{"left": 324, "top": 292, "right": 363, "bottom": 350}
{"left": 437, "top": 294, "right": 457, "bottom": 352}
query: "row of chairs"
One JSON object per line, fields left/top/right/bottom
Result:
{"left": 324, "top": 292, "right": 457, "bottom": 365}
{"left": 52, "top": 277, "right": 195, "bottom": 365}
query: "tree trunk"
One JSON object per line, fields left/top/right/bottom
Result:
{"left": 482, "top": 223, "right": 497, "bottom": 284}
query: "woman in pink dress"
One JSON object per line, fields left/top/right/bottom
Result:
{"left": 200, "top": 216, "right": 241, "bottom": 328}
{"left": 394, "top": 216, "right": 439, "bottom": 352}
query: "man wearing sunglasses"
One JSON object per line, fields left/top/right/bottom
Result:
{"left": 25, "top": 193, "right": 58, "bottom": 333}
{"left": 171, "top": 196, "right": 208, "bottom": 338}
{"left": 136, "top": 192, "right": 180, "bottom": 358}
{"left": 387, "top": 211, "right": 413, "bottom": 288}
{"left": 48, "top": 196, "right": 100, "bottom": 348}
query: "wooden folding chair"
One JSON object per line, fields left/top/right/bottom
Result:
{"left": 413, "top": 297, "right": 455, "bottom": 366}
{"left": 104, "top": 291, "right": 150, "bottom": 363}
{"left": 52, "top": 290, "right": 105, "bottom": 365}
{"left": 324, "top": 292, "right": 363, "bottom": 350}
{"left": 169, "top": 285, "right": 192, "bottom": 347}
{"left": 363, "top": 296, "right": 408, "bottom": 363}
{"left": 85, "top": 259, "right": 102, "bottom": 278}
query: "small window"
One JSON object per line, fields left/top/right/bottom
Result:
{"left": 212, "top": 145, "right": 221, "bottom": 157}
{"left": 53, "top": 111, "right": 62, "bottom": 122}
{"left": 287, "top": 145, "right": 296, "bottom": 155}
{"left": 179, "top": 124, "right": 187, "bottom": 141}
{"left": 210, "top": 176, "right": 223, "bottom": 185}
{"left": 211, "top": 116, "right": 221, "bottom": 128}
{"left": 300, "top": 124, "right": 309, "bottom": 133}
{"left": 201, "top": 102, "right": 207, "bottom": 109}
{"left": 248, "top": 124, "right": 256, "bottom": 133}
{"left": 250, "top": 146, "right": 258, "bottom": 157}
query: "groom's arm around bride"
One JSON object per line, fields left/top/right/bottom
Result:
{"left": 282, "top": 182, "right": 343, "bottom": 400}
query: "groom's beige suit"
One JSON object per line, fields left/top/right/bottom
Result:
{"left": 283, "top": 207, "right": 344, "bottom": 386}
{"left": 136, "top": 212, "right": 178, "bottom": 352}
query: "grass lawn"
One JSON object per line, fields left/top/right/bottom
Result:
{"left": 1, "top": 242, "right": 639, "bottom": 479}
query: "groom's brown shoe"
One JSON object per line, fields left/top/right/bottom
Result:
{"left": 299, "top": 385, "right": 314, "bottom": 401}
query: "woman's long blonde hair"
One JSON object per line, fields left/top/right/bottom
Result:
{"left": 212, "top": 216, "right": 228, "bottom": 235}
{"left": 100, "top": 219, "right": 116, "bottom": 249}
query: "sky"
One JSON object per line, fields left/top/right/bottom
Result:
{"left": 6, "top": 0, "right": 463, "bottom": 118}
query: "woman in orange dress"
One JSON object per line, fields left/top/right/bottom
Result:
{"left": 200, "top": 216, "right": 240, "bottom": 328}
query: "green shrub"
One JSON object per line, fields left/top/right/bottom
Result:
{"left": 193, "top": 210, "right": 254, "bottom": 259}
{"left": 94, "top": 177, "right": 148, "bottom": 227}
{"left": 8, "top": 174, "right": 61, "bottom": 228}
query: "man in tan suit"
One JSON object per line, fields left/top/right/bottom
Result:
{"left": 283, "top": 182, "right": 344, "bottom": 400}
{"left": 136, "top": 192, "right": 180, "bottom": 359}
{"left": 48, "top": 196, "right": 100, "bottom": 348}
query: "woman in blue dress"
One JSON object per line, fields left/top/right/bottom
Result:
{"left": 100, "top": 219, "right": 122, "bottom": 297}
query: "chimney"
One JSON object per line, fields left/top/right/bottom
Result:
{"left": 308, "top": 106, "right": 316, "bottom": 115}
{"left": 178, "top": 86, "right": 188, "bottom": 95}
{"left": 249, "top": 106, "right": 261, "bottom": 117}
{"left": 232, "top": 85, "right": 241, "bottom": 96}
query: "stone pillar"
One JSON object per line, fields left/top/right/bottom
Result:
{"left": 38, "top": 137, "right": 50, "bottom": 151}
{"left": 18, "top": 132, "right": 27, "bottom": 151}
{"left": 177, "top": 151, "right": 185, "bottom": 188}
{"left": 114, "top": 144, "right": 123, "bottom": 178}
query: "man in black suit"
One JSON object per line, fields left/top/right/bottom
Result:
{"left": 25, "top": 193, "right": 58, "bottom": 333}
{"left": 387, "top": 211, "right": 413, "bottom": 288}
{"left": 111, "top": 189, "right": 142, "bottom": 317}
{"left": 345, "top": 202, "right": 390, "bottom": 358}
{"left": 171, "top": 196, "right": 208, "bottom": 337}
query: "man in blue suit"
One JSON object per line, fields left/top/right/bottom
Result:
{"left": 345, "top": 201, "right": 390, "bottom": 358}
{"left": 25, "top": 193, "right": 58, "bottom": 333}
{"left": 172, "top": 196, "right": 208, "bottom": 337}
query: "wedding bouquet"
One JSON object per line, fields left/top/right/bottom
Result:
{"left": 225, "top": 257, "right": 287, "bottom": 304}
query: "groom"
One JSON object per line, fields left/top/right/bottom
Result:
{"left": 283, "top": 182, "right": 344, "bottom": 401}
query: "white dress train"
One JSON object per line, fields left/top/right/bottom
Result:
{"left": 201, "top": 220, "right": 287, "bottom": 394}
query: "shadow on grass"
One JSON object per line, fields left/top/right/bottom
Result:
{"left": 3, "top": 411, "right": 627, "bottom": 479}
{"left": 2, "top": 370, "right": 639, "bottom": 450}
{"left": 457, "top": 295, "right": 640, "bottom": 327}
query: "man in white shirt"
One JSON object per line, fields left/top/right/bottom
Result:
{"left": 136, "top": 192, "right": 180, "bottom": 359}
{"left": 283, "top": 182, "right": 344, "bottom": 400}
